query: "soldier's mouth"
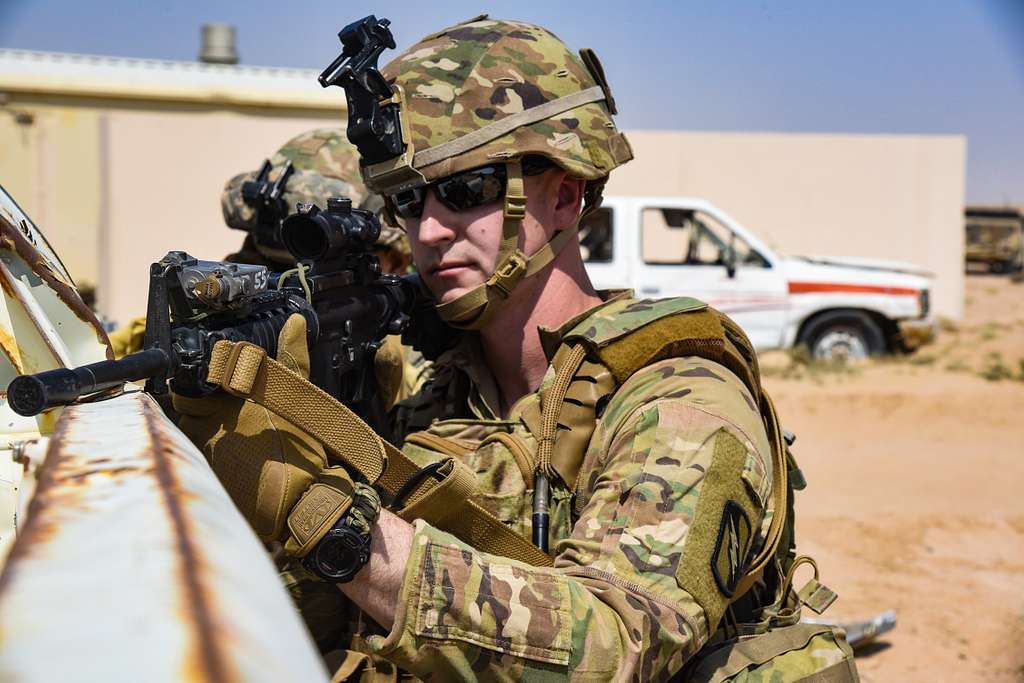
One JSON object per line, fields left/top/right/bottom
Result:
{"left": 431, "top": 261, "right": 473, "bottom": 276}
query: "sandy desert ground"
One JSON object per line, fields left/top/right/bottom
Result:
{"left": 761, "top": 274, "right": 1024, "bottom": 682}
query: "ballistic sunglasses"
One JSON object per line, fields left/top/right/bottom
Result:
{"left": 390, "top": 157, "right": 555, "bottom": 220}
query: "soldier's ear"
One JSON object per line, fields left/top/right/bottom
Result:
{"left": 552, "top": 172, "right": 585, "bottom": 232}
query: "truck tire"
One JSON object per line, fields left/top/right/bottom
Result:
{"left": 798, "top": 310, "right": 886, "bottom": 361}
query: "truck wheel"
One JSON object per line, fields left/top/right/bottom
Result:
{"left": 798, "top": 311, "right": 886, "bottom": 361}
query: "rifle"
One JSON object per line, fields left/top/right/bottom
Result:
{"left": 6, "top": 198, "right": 424, "bottom": 436}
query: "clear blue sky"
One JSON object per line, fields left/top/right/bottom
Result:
{"left": 2, "top": 0, "right": 1021, "bottom": 204}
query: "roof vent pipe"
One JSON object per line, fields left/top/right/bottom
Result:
{"left": 199, "top": 24, "right": 238, "bottom": 65}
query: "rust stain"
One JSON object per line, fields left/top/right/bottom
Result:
{"left": 140, "top": 398, "right": 232, "bottom": 683}
{"left": 58, "top": 465, "right": 150, "bottom": 481}
{"left": 0, "top": 215, "right": 113, "bottom": 359}
{"left": 0, "top": 259, "right": 66, "bottom": 368}
{"left": 0, "top": 413, "right": 72, "bottom": 597}
{"left": 0, "top": 323, "right": 24, "bottom": 374}
{"left": 0, "top": 271, "right": 15, "bottom": 297}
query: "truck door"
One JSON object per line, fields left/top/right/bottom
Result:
{"left": 637, "top": 207, "right": 788, "bottom": 350}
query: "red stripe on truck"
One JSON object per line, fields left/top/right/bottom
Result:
{"left": 788, "top": 282, "right": 918, "bottom": 296}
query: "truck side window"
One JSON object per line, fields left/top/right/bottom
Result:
{"left": 579, "top": 207, "right": 613, "bottom": 263}
{"left": 642, "top": 208, "right": 769, "bottom": 268}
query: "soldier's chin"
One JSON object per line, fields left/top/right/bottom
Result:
{"left": 426, "top": 271, "right": 481, "bottom": 304}
{"left": 435, "top": 285, "right": 472, "bottom": 305}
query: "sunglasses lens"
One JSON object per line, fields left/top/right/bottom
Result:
{"left": 435, "top": 166, "right": 506, "bottom": 212}
{"left": 388, "top": 162, "right": 533, "bottom": 218}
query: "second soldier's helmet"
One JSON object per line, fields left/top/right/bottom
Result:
{"left": 221, "top": 128, "right": 406, "bottom": 267}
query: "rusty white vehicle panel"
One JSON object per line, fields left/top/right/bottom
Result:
{"left": 0, "top": 392, "right": 329, "bottom": 682}
{"left": 0, "top": 184, "right": 114, "bottom": 559}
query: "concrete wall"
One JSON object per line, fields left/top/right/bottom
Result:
{"left": 0, "top": 105, "right": 103, "bottom": 294}
{"left": 606, "top": 131, "right": 967, "bottom": 319}
{"left": 99, "top": 106, "right": 338, "bottom": 324}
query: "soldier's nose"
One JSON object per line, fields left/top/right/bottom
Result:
{"left": 415, "top": 193, "right": 458, "bottom": 247}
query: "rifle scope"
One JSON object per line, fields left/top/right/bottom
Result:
{"left": 281, "top": 197, "right": 380, "bottom": 263}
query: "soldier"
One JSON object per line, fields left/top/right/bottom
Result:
{"left": 177, "top": 16, "right": 858, "bottom": 681}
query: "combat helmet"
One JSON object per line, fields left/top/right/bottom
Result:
{"left": 373, "top": 15, "right": 633, "bottom": 328}
{"left": 221, "top": 128, "right": 406, "bottom": 267}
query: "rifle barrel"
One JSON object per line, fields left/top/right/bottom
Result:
{"left": 7, "top": 348, "right": 169, "bottom": 417}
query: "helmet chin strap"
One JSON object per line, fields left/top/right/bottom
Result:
{"left": 434, "top": 160, "right": 578, "bottom": 330}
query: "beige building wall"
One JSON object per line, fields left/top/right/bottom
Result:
{"left": 0, "top": 96, "right": 340, "bottom": 326}
{"left": 0, "top": 49, "right": 348, "bottom": 327}
{"left": 100, "top": 106, "right": 338, "bottom": 324}
{"left": 607, "top": 131, "right": 967, "bottom": 319}
{"left": 0, "top": 105, "right": 103, "bottom": 293}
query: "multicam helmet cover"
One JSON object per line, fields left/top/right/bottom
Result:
{"left": 220, "top": 128, "right": 405, "bottom": 254}
{"left": 377, "top": 16, "right": 632, "bottom": 190}
{"left": 370, "top": 16, "right": 632, "bottom": 328}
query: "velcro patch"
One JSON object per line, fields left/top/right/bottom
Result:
{"left": 675, "top": 429, "right": 760, "bottom": 633}
{"left": 288, "top": 483, "right": 352, "bottom": 551}
{"left": 711, "top": 500, "right": 752, "bottom": 597}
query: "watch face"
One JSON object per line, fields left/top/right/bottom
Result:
{"left": 310, "top": 526, "right": 370, "bottom": 582}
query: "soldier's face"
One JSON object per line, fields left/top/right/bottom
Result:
{"left": 406, "top": 171, "right": 568, "bottom": 306}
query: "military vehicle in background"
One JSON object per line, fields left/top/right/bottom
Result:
{"left": 964, "top": 206, "right": 1024, "bottom": 274}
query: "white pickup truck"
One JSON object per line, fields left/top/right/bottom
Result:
{"left": 581, "top": 196, "right": 934, "bottom": 359}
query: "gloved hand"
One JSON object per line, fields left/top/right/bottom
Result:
{"left": 374, "top": 334, "right": 406, "bottom": 412}
{"left": 108, "top": 316, "right": 147, "bottom": 358}
{"left": 174, "top": 314, "right": 354, "bottom": 557}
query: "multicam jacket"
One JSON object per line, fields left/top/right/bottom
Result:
{"left": 354, "top": 293, "right": 777, "bottom": 681}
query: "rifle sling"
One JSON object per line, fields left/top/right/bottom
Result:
{"left": 206, "top": 340, "right": 553, "bottom": 567}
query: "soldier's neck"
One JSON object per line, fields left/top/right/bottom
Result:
{"left": 480, "top": 258, "right": 601, "bottom": 418}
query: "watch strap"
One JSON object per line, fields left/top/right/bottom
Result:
{"left": 345, "top": 482, "right": 382, "bottom": 538}
{"left": 303, "top": 482, "right": 380, "bottom": 582}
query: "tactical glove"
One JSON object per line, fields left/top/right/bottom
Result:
{"left": 174, "top": 314, "right": 354, "bottom": 557}
{"left": 373, "top": 334, "right": 405, "bottom": 412}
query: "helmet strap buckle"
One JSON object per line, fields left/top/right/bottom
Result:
{"left": 503, "top": 192, "right": 527, "bottom": 220}
{"left": 488, "top": 251, "right": 527, "bottom": 298}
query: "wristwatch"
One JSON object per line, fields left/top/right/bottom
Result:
{"left": 303, "top": 482, "right": 381, "bottom": 583}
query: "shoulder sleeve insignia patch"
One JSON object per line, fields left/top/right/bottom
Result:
{"left": 712, "top": 500, "right": 752, "bottom": 597}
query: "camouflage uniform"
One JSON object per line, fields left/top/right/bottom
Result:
{"left": 338, "top": 293, "right": 788, "bottom": 680}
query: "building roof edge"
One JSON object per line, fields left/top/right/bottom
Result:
{"left": 0, "top": 48, "right": 345, "bottom": 110}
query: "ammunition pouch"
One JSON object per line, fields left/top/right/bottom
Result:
{"left": 683, "top": 622, "right": 859, "bottom": 682}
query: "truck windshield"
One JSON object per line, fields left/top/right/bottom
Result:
{"left": 642, "top": 208, "right": 768, "bottom": 268}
